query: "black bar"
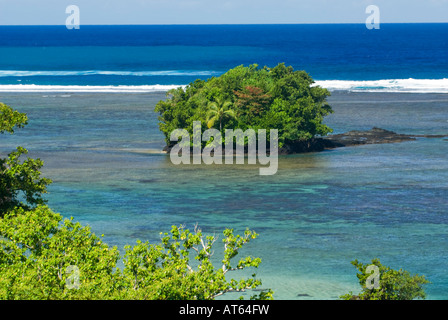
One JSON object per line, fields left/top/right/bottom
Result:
{"left": 0, "top": 299, "right": 444, "bottom": 318}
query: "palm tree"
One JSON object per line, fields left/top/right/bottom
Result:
{"left": 206, "top": 98, "right": 236, "bottom": 131}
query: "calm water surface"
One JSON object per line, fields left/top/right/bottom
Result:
{"left": 0, "top": 91, "right": 447, "bottom": 300}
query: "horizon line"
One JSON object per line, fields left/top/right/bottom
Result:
{"left": 1, "top": 22, "right": 448, "bottom": 27}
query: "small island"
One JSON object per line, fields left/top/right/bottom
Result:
{"left": 155, "top": 63, "right": 447, "bottom": 156}
{"left": 155, "top": 63, "right": 333, "bottom": 153}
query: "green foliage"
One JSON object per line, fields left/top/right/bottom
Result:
{"left": 155, "top": 63, "right": 333, "bottom": 148}
{"left": 1, "top": 104, "right": 52, "bottom": 215}
{"left": 206, "top": 97, "right": 236, "bottom": 131}
{"left": 0, "top": 205, "right": 121, "bottom": 299}
{"left": 120, "top": 225, "right": 272, "bottom": 300}
{"left": 0, "top": 103, "right": 28, "bottom": 134}
{"left": 0, "top": 207, "right": 272, "bottom": 300}
{"left": 1, "top": 146, "right": 52, "bottom": 214}
{"left": 340, "top": 258, "right": 430, "bottom": 300}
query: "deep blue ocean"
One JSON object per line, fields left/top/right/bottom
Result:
{"left": 0, "top": 24, "right": 447, "bottom": 300}
{"left": 0, "top": 24, "right": 447, "bottom": 89}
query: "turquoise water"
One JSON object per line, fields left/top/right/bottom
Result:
{"left": 1, "top": 91, "right": 447, "bottom": 300}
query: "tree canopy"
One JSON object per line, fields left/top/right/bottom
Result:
{"left": 0, "top": 102, "right": 28, "bottom": 134}
{"left": 340, "top": 258, "right": 430, "bottom": 300}
{"left": 0, "top": 206, "right": 271, "bottom": 300}
{"left": 0, "top": 104, "right": 51, "bottom": 214}
{"left": 155, "top": 63, "right": 333, "bottom": 148}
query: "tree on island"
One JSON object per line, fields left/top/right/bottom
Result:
{"left": 155, "top": 63, "right": 334, "bottom": 149}
{"left": 234, "top": 85, "right": 272, "bottom": 120}
{"left": 0, "top": 103, "right": 273, "bottom": 300}
{"left": 206, "top": 97, "right": 236, "bottom": 131}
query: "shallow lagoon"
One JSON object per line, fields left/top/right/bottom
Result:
{"left": 1, "top": 91, "right": 447, "bottom": 299}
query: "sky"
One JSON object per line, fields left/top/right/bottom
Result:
{"left": 0, "top": 0, "right": 447, "bottom": 25}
